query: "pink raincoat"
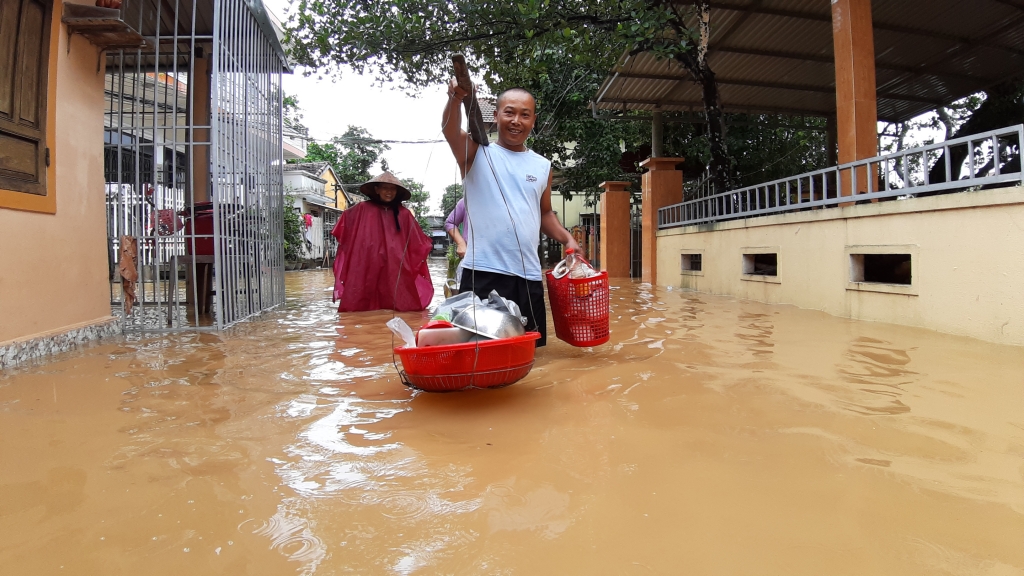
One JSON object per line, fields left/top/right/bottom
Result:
{"left": 331, "top": 202, "right": 433, "bottom": 312}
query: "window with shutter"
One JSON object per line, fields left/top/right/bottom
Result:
{"left": 0, "top": 0, "right": 52, "bottom": 196}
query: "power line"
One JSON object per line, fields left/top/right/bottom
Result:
{"left": 291, "top": 132, "right": 446, "bottom": 145}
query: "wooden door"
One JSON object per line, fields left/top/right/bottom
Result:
{"left": 0, "top": 0, "right": 51, "bottom": 196}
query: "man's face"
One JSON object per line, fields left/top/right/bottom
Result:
{"left": 376, "top": 183, "right": 398, "bottom": 203}
{"left": 495, "top": 91, "right": 536, "bottom": 150}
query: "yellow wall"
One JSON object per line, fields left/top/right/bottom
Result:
{"left": 321, "top": 169, "right": 347, "bottom": 210}
{"left": 657, "top": 186, "right": 1024, "bottom": 346}
{"left": 0, "top": 0, "right": 112, "bottom": 344}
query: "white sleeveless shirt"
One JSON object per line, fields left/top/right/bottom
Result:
{"left": 461, "top": 144, "right": 550, "bottom": 281}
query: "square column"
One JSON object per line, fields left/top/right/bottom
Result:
{"left": 190, "top": 52, "right": 212, "bottom": 203}
{"left": 640, "top": 158, "right": 684, "bottom": 284}
{"left": 599, "top": 181, "right": 632, "bottom": 278}
{"left": 832, "top": 0, "right": 878, "bottom": 199}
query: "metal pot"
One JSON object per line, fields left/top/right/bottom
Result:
{"left": 452, "top": 305, "right": 526, "bottom": 340}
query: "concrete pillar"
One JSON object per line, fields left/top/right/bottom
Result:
{"left": 651, "top": 110, "right": 664, "bottom": 158}
{"left": 599, "top": 181, "right": 631, "bottom": 278}
{"left": 190, "top": 52, "right": 212, "bottom": 203}
{"left": 832, "top": 0, "right": 878, "bottom": 199}
{"left": 640, "top": 157, "right": 684, "bottom": 284}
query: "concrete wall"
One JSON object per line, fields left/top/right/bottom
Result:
{"left": 656, "top": 186, "right": 1024, "bottom": 346}
{"left": 0, "top": 0, "right": 113, "bottom": 345}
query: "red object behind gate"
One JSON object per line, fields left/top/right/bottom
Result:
{"left": 181, "top": 202, "right": 215, "bottom": 255}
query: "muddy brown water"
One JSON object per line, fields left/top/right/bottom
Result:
{"left": 1, "top": 267, "right": 1023, "bottom": 575}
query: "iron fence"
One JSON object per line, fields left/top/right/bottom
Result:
{"left": 104, "top": 0, "right": 286, "bottom": 331}
{"left": 629, "top": 194, "right": 642, "bottom": 279}
{"left": 659, "top": 124, "right": 1024, "bottom": 229}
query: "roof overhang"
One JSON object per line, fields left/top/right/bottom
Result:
{"left": 593, "top": 0, "right": 1024, "bottom": 122}
{"left": 112, "top": 0, "right": 292, "bottom": 72}
{"left": 305, "top": 199, "right": 341, "bottom": 212}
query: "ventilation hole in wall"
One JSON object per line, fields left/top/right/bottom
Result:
{"left": 743, "top": 253, "right": 777, "bottom": 276}
{"left": 681, "top": 253, "right": 702, "bottom": 272}
{"left": 851, "top": 254, "right": 911, "bottom": 285}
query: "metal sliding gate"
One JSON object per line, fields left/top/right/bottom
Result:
{"left": 104, "top": 0, "right": 286, "bottom": 331}
{"left": 629, "top": 194, "right": 642, "bottom": 279}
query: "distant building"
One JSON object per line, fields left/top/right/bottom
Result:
{"left": 424, "top": 215, "right": 448, "bottom": 256}
{"left": 285, "top": 162, "right": 354, "bottom": 210}
{"left": 284, "top": 164, "right": 348, "bottom": 263}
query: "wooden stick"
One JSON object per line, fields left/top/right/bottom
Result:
{"left": 452, "top": 54, "right": 490, "bottom": 146}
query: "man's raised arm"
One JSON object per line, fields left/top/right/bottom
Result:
{"left": 442, "top": 80, "right": 478, "bottom": 176}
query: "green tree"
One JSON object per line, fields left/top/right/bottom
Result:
{"left": 440, "top": 183, "right": 463, "bottom": 217}
{"left": 926, "top": 80, "right": 1024, "bottom": 183}
{"left": 287, "top": 0, "right": 737, "bottom": 191}
{"left": 403, "top": 179, "right": 432, "bottom": 234}
{"left": 282, "top": 193, "right": 305, "bottom": 262}
{"left": 294, "top": 125, "right": 391, "bottom": 187}
{"left": 283, "top": 93, "right": 308, "bottom": 136}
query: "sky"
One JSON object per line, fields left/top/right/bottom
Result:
{"left": 265, "top": 0, "right": 460, "bottom": 214}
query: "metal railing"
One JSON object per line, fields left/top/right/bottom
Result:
{"left": 659, "top": 124, "right": 1024, "bottom": 229}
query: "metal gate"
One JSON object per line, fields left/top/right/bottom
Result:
{"left": 629, "top": 195, "right": 642, "bottom": 279}
{"left": 104, "top": 0, "right": 287, "bottom": 331}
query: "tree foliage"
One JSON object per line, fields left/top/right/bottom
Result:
{"left": 286, "top": 0, "right": 1020, "bottom": 202}
{"left": 876, "top": 81, "right": 1023, "bottom": 188}
{"left": 401, "top": 179, "right": 432, "bottom": 234}
{"left": 282, "top": 194, "right": 305, "bottom": 262}
{"left": 287, "top": 0, "right": 738, "bottom": 191}
{"left": 283, "top": 93, "right": 308, "bottom": 136}
{"left": 926, "top": 80, "right": 1024, "bottom": 183}
{"left": 299, "top": 125, "right": 391, "bottom": 187}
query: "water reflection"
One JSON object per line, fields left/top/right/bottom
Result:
{"left": 735, "top": 312, "right": 775, "bottom": 360}
{"left": 837, "top": 337, "right": 917, "bottom": 415}
{"left": 0, "top": 264, "right": 1022, "bottom": 574}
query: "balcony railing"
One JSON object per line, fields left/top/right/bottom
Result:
{"left": 659, "top": 124, "right": 1024, "bottom": 230}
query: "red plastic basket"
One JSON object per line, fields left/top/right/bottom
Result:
{"left": 394, "top": 332, "right": 541, "bottom": 392}
{"left": 545, "top": 268, "right": 610, "bottom": 347}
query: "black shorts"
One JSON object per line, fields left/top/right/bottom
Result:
{"left": 459, "top": 268, "right": 547, "bottom": 347}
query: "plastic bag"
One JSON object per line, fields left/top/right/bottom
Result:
{"left": 552, "top": 248, "right": 597, "bottom": 279}
{"left": 386, "top": 317, "right": 417, "bottom": 348}
{"left": 431, "top": 290, "right": 526, "bottom": 326}
{"left": 431, "top": 291, "right": 478, "bottom": 323}
{"left": 487, "top": 290, "right": 525, "bottom": 324}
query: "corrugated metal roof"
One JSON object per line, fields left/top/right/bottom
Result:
{"left": 594, "top": 0, "right": 1024, "bottom": 122}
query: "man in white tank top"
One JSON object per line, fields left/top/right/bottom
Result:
{"left": 442, "top": 83, "right": 580, "bottom": 346}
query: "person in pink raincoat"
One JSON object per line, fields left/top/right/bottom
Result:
{"left": 331, "top": 172, "right": 433, "bottom": 312}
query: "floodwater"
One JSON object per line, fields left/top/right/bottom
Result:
{"left": 2, "top": 265, "right": 1023, "bottom": 575}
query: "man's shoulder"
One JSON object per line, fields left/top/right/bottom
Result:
{"left": 524, "top": 148, "right": 551, "bottom": 164}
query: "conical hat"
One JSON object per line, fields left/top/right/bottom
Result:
{"left": 359, "top": 171, "right": 411, "bottom": 203}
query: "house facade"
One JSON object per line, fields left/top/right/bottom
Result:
{"left": 283, "top": 163, "right": 347, "bottom": 263}
{"left": 1, "top": 0, "right": 290, "bottom": 367}
{"left": 1, "top": 0, "right": 118, "bottom": 366}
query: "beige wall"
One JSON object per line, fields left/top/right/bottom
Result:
{"left": 555, "top": 191, "right": 599, "bottom": 230}
{"left": 0, "top": 0, "right": 112, "bottom": 344}
{"left": 657, "top": 186, "right": 1024, "bottom": 346}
